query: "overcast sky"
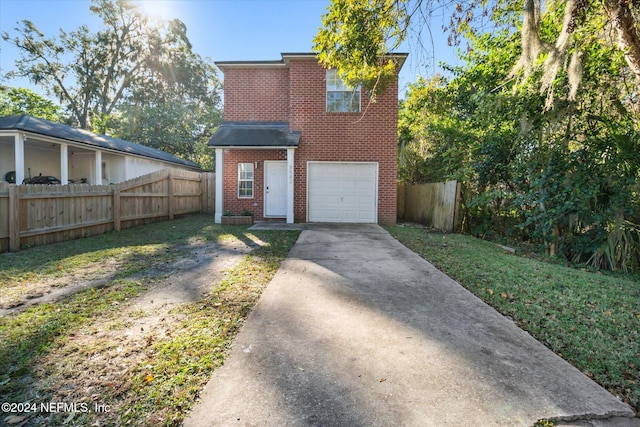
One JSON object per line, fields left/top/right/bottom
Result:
{"left": 0, "top": 0, "right": 461, "bottom": 99}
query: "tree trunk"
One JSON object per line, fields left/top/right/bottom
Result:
{"left": 603, "top": 0, "right": 640, "bottom": 81}
{"left": 546, "top": 224, "right": 560, "bottom": 256}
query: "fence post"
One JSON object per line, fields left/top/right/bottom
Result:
{"left": 168, "top": 172, "right": 174, "bottom": 220}
{"left": 453, "top": 181, "right": 461, "bottom": 233}
{"left": 200, "top": 172, "right": 206, "bottom": 214}
{"left": 113, "top": 188, "right": 121, "bottom": 232}
{"left": 397, "top": 182, "right": 406, "bottom": 222}
{"left": 9, "top": 184, "right": 20, "bottom": 252}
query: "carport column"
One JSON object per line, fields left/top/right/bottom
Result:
{"left": 94, "top": 150, "right": 102, "bottom": 184}
{"left": 60, "top": 143, "right": 68, "bottom": 184}
{"left": 286, "top": 148, "right": 295, "bottom": 224}
{"left": 14, "top": 133, "right": 25, "bottom": 184}
{"left": 214, "top": 148, "right": 224, "bottom": 224}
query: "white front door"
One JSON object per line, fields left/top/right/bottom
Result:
{"left": 264, "top": 161, "right": 287, "bottom": 217}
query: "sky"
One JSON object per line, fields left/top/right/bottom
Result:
{"left": 0, "top": 0, "right": 462, "bottom": 100}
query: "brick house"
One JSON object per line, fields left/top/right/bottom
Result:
{"left": 208, "top": 52, "right": 407, "bottom": 225}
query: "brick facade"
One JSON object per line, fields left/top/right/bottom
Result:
{"left": 222, "top": 67, "right": 289, "bottom": 122}
{"left": 217, "top": 54, "right": 403, "bottom": 225}
{"left": 222, "top": 149, "right": 287, "bottom": 217}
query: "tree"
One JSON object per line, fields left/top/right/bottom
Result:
{"left": 2, "top": 0, "right": 222, "bottom": 165}
{"left": 314, "top": 0, "right": 408, "bottom": 96}
{"left": 388, "top": 1, "right": 640, "bottom": 268}
{"left": 115, "top": 100, "right": 221, "bottom": 170}
{"left": 315, "top": 0, "right": 640, "bottom": 110}
{"left": 113, "top": 18, "right": 222, "bottom": 166}
{"left": 0, "top": 86, "right": 63, "bottom": 121}
{"left": 398, "top": 75, "right": 477, "bottom": 184}
{"left": 4, "top": 0, "right": 150, "bottom": 129}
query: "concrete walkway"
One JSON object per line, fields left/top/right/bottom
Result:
{"left": 184, "top": 224, "right": 637, "bottom": 426}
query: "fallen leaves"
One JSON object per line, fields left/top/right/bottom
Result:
{"left": 4, "top": 415, "right": 26, "bottom": 425}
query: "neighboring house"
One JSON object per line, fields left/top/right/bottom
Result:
{"left": 208, "top": 52, "right": 407, "bottom": 225}
{"left": 0, "top": 115, "right": 200, "bottom": 185}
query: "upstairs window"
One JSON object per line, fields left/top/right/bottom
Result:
{"left": 238, "top": 163, "right": 254, "bottom": 198}
{"left": 326, "top": 69, "right": 361, "bottom": 113}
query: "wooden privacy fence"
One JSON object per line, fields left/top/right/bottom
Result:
{"left": 397, "top": 181, "right": 461, "bottom": 233}
{"left": 0, "top": 168, "right": 215, "bottom": 253}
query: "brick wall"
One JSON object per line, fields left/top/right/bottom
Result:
{"left": 222, "top": 149, "right": 287, "bottom": 220}
{"left": 219, "top": 56, "right": 399, "bottom": 225}
{"left": 221, "top": 66, "right": 289, "bottom": 122}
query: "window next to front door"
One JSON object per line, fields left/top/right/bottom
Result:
{"left": 238, "top": 162, "right": 254, "bottom": 198}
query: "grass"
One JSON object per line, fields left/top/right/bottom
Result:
{"left": 388, "top": 224, "right": 640, "bottom": 415}
{"left": 0, "top": 214, "right": 300, "bottom": 426}
{"left": 0, "top": 216, "right": 250, "bottom": 290}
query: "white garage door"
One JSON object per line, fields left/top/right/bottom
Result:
{"left": 307, "top": 162, "right": 378, "bottom": 223}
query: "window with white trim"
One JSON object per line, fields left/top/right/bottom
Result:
{"left": 238, "top": 163, "right": 254, "bottom": 198}
{"left": 326, "top": 69, "right": 361, "bottom": 113}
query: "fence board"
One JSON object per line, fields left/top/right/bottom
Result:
{"left": 397, "top": 180, "right": 461, "bottom": 233}
{"left": 1, "top": 168, "right": 213, "bottom": 253}
{"left": 0, "top": 183, "right": 9, "bottom": 246}
{"left": 9, "top": 185, "right": 20, "bottom": 251}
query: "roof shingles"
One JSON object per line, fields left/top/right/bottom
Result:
{"left": 208, "top": 122, "right": 301, "bottom": 148}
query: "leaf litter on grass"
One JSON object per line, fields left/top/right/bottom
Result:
{"left": 0, "top": 215, "right": 300, "bottom": 426}
{"left": 388, "top": 224, "right": 640, "bottom": 414}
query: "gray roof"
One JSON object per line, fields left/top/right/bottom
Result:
{"left": 0, "top": 115, "right": 200, "bottom": 169}
{"left": 208, "top": 122, "right": 301, "bottom": 148}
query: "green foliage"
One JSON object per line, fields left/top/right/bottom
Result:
{"left": 398, "top": 75, "right": 478, "bottom": 184}
{"left": 313, "top": 0, "right": 407, "bottom": 95}
{"left": 394, "top": 3, "right": 640, "bottom": 270}
{"left": 589, "top": 220, "right": 640, "bottom": 273}
{"left": 115, "top": 99, "right": 221, "bottom": 168}
{"left": 0, "top": 86, "right": 63, "bottom": 121}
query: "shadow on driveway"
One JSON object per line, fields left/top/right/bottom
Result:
{"left": 185, "top": 224, "right": 637, "bottom": 426}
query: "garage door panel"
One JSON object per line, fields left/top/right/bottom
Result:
{"left": 308, "top": 162, "right": 377, "bottom": 223}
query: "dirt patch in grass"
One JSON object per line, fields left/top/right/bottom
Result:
{"left": 30, "top": 240, "right": 251, "bottom": 426}
{"left": 0, "top": 216, "right": 300, "bottom": 426}
{"left": 1, "top": 238, "right": 258, "bottom": 317}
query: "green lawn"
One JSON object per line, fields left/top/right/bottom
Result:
{"left": 0, "top": 215, "right": 300, "bottom": 426}
{"left": 388, "top": 224, "right": 640, "bottom": 415}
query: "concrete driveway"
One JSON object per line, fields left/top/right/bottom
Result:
{"left": 184, "top": 224, "right": 637, "bottom": 426}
